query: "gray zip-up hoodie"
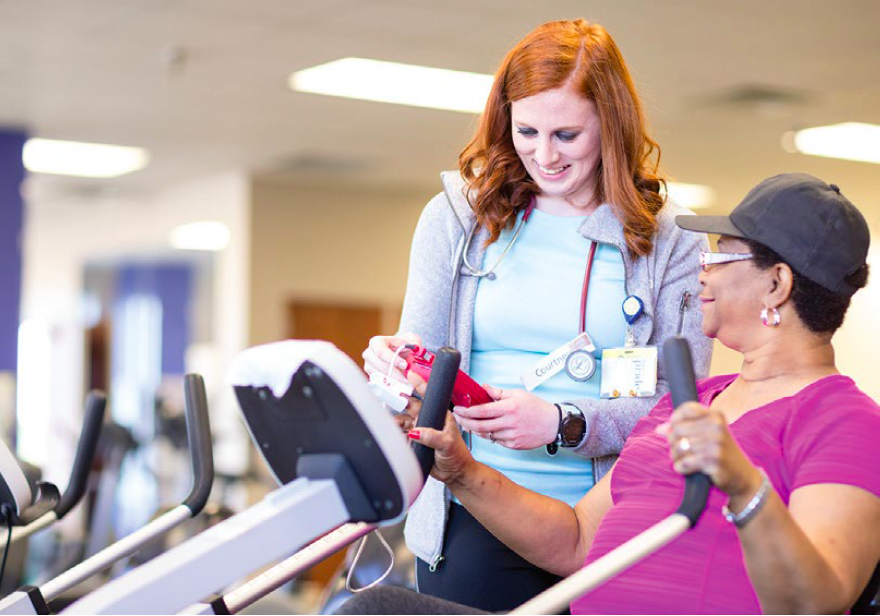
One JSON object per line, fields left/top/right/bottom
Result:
{"left": 401, "top": 171, "right": 712, "bottom": 569}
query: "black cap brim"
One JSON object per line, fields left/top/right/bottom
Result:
{"left": 674, "top": 214, "right": 746, "bottom": 239}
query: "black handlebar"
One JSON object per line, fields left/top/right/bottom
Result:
{"left": 182, "top": 374, "right": 214, "bottom": 515}
{"left": 16, "top": 483, "right": 60, "bottom": 525}
{"left": 55, "top": 391, "right": 107, "bottom": 519}
{"left": 662, "top": 337, "right": 711, "bottom": 527}
{"left": 412, "top": 347, "right": 461, "bottom": 480}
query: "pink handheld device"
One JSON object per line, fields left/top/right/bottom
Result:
{"left": 404, "top": 346, "right": 493, "bottom": 408}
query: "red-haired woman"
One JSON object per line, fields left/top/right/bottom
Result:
{"left": 362, "top": 19, "right": 710, "bottom": 610}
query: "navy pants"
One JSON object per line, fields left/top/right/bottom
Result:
{"left": 415, "top": 503, "right": 564, "bottom": 613}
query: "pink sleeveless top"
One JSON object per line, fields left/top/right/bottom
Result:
{"left": 570, "top": 374, "right": 880, "bottom": 615}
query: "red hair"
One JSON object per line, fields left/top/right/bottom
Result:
{"left": 459, "top": 19, "right": 665, "bottom": 257}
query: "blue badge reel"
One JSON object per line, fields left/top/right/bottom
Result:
{"left": 600, "top": 296, "right": 658, "bottom": 398}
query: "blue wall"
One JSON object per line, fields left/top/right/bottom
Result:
{"left": 0, "top": 130, "right": 26, "bottom": 372}
{"left": 116, "top": 263, "right": 192, "bottom": 375}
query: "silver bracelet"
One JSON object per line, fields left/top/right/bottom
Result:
{"left": 722, "top": 468, "right": 771, "bottom": 528}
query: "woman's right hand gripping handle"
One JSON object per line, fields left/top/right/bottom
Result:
{"left": 362, "top": 332, "right": 426, "bottom": 429}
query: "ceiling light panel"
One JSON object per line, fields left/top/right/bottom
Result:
{"left": 169, "top": 221, "right": 231, "bottom": 252}
{"left": 784, "top": 122, "right": 880, "bottom": 165}
{"left": 665, "top": 182, "right": 714, "bottom": 210}
{"left": 290, "top": 58, "right": 493, "bottom": 114}
{"left": 23, "top": 138, "right": 150, "bottom": 178}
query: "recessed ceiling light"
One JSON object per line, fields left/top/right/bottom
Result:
{"left": 289, "top": 58, "right": 493, "bottom": 114}
{"left": 169, "top": 221, "right": 230, "bottom": 251}
{"left": 23, "top": 138, "right": 150, "bottom": 178}
{"left": 665, "top": 182, "right": 714, "bottom": 210}
{"left": 783, "top": 122, "right": 880, "bottom": 165}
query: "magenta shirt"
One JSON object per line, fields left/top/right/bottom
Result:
{"left": 570, "top": 374, "right": 880, "bottom": 615}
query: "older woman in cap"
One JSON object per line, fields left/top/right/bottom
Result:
{"left": 337, "top": 173, "right": 880, "bottom": 615}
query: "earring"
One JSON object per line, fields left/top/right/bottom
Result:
{"left": 760, "top": 307, "right": 781, "bottom": 327}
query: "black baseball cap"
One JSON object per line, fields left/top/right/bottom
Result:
{"left": 675, "top": 173, "right": 870, "bottom": 297}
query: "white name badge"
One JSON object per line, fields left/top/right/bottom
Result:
{"left": 599, "top": 347, "right": 658, "bottom": 399}
{"left": 368, "top": 372, "right": 414, "bottom": 412}
{"left": 521, "top": 332, "right": 595, "bottom": 391}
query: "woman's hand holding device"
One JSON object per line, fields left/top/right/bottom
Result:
{"left": 363, "top": 333, "right": 426, "bottom": 423}
{"left": 454, "top": 386, "right": 558, "bottom": 450}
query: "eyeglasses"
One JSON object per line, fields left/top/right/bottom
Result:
{"left": 699, "top": 251, "right": 754, "bottom": 272}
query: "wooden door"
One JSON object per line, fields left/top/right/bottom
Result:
{"left": 287, "top": 301, "right": 384, "bottom": 368}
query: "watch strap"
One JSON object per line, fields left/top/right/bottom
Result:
{"left": 545, "top": 404, "right": 563, "bottom": 456}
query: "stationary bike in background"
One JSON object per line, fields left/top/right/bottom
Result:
{"left": 0, "top": 375, "right": 213, "bottom": 614}
{"left": 0, "top": 392, "right": 105, "bottom": 596}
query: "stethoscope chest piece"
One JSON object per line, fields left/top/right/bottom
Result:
{"left": 565, "top": 349, "right": 597, "bottom": 381}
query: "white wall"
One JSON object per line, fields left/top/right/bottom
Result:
{"left": 248, "top": 178, "right": 435, "bottom": 345}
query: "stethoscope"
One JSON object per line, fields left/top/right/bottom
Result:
{"left": 461, "top": 201, "right": 535, "bottom": 280}
{"left": 460, "top": 199, "right": 598, "bottom": 336}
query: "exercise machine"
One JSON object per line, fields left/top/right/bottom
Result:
{"left": 61, "top": 339, "right": 458, "bottom": 614}
{"left": 182, "top": 337, "right": 711, "bottom": 616}
{"left": 0, "top": 392, "right": 105, "bottom": 552}
{"left": 0, "top": 391, "right": 105, "bottom": 596}
{"left": 0, "top": 375, "right": 212, "bottom": 614}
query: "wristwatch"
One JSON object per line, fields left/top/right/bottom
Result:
{"left": 547, "top": 403, "right": 586, "bottom": 455}
{"left": 558, "top": 403, "right": 586, "bottom": 447}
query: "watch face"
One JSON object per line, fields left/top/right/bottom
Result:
{"left": 561, "top": 413, "right": 586, "bottom": 445}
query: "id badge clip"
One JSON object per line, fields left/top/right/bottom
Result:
{"left": 622, "top": 295, "right": 643, "bottom": 348}
{"left": 600, "top": 296, "right": 657, "bottom": 398}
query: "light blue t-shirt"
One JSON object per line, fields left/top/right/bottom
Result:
{"left": 466, "top": 207, "right": 627, "bottom": 506}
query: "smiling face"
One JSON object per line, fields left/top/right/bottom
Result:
{"left": 510, "top": 85, "right": 602, "bottom": 210}
{"left": 698, "top": 236, "right": 772, "bottom": 349}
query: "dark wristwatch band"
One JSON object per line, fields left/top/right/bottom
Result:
{"left": 546, "top": 403, "right": 586, "bottom": 455}
{"left": 546, "top": 404, "right": 563, "bottom": 456}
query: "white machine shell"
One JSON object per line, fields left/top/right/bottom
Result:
{"left": 61, "top": 341, "right": 425, "bottom": 614}
{"left": 0, "top": 438, "right": 31, "bottom": 516}
{"left": 228, "top": 339, "right": 423, "bottom": 520}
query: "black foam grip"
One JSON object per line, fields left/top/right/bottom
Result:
{"left": 663, "top": 336, "right": 698, "bottom": 408}
{"left": 183, "top": 374, "right": 215, "bottom": 515}
{"left": 413, "top": 347, "right": 461, "bottom": 480}
{"left": 662, "top": 337, "right": 711, "bottom": 527}
{"left": 15, "top": 482, "right": 60, "bottom": 526}
{"left": 55, "top": 391, "right": 107, "bottom": 519}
